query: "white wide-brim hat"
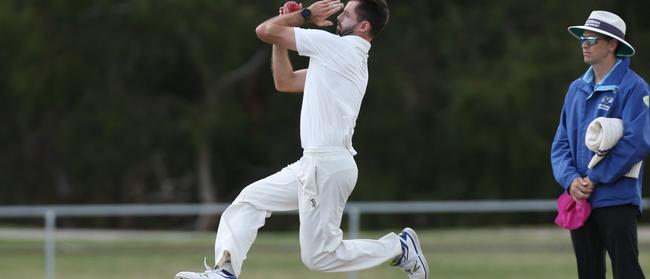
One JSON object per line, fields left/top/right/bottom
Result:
{"left": 568, "top": 10, "right": 635, "bottom": 57}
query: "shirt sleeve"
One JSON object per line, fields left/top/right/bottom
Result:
{"left": 587, "top": 81, "right": 650, "bottom": 184}
{"left": 551, "top": 91, "right": 582, "bottom": 190}
{"left": 294, "top": 27, "right": 344, "bottom": 60}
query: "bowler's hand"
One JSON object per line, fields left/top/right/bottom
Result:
{"left": 569, "top": 177, "right": 593, "bottom": 202}
{"left": 279, "top": 3, "right": 303, "bottom": 15}
{"left": 307, "top": 0, "right": 343, "bottom": 26}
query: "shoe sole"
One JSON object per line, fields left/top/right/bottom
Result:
{"left": 175, "top": 271, "right": 236, "bottom": 279}
{"left": 403, "top": 227, "right": 429, "bottom": 279}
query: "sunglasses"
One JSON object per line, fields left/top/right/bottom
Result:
{"left": 579, "top": 36, "right": 605, "bottom": 47}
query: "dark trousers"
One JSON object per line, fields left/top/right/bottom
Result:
{"left": 570, "top": 204, "right": 645, "bottom": 279}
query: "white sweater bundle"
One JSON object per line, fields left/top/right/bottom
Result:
{"left": 585, "top": 117, "right": 642, "bottom": 179}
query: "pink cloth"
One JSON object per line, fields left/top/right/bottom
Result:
{"left": 554, "top": 192, "right": 591, "bottom": 230}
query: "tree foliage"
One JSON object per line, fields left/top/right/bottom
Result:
{"left": 1, "top": 1, "right": 649, "bottom": 227}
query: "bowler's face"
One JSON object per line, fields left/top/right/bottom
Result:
{"left": 336, "top": 1, "right": 360, "bottom": 36}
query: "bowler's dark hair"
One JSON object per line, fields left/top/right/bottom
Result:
{"left": 352, "top": 0, "right": 389, "bottom": 37}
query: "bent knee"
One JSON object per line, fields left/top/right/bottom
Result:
{"left": 301, "top": 253, "right": 330, "bottom": 272}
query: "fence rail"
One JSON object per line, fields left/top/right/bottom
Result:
{"left": 0, "top": 200, "right": 561, "bottom": 217}
{"left": 1, "top": 199, "right": 648, "bottom": 279}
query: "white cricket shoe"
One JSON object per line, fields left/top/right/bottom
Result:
{"left": 175, "top": 258, "right": 236, "bottom": 279}
{"left": 392, "top": 227, "right": 429, "bottom": 279}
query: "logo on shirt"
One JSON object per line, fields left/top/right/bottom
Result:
{"left": 644, "top": 96, "right": 649, "bottom": 107}
{"left": 597, "top": 95, "right": 614, "bottom": 111}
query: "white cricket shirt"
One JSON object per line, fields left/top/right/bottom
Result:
{"left": 294, "top": 27, "right": 371, "bottom": 155}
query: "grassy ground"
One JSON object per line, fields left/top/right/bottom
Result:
{"left": 1, "top": 226, "right": 649, "bottom": 278}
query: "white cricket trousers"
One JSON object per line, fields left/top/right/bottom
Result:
{"left": 213, "top": 147, "right": 402, "bottom": 276}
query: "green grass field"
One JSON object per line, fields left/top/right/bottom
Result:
{"left": 1, "top": 226, "right": 649, "bottom": 278}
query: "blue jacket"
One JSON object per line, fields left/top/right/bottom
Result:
{"left": 551, "top": 57, "right": 650, "bottom": 210}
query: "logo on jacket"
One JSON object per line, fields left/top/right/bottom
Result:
{"left": 597, "top": 95, "right": 613, "bottom": 111}
{"left": 644, "top": 95, "right": 649, "bottom": 107}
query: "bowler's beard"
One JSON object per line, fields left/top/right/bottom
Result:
{"left": 336, "top": 22, "right": 356, "bottom": 36}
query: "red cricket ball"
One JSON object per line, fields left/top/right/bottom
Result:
{"left": 284, "top": 1, "right": 300, "bottom": 13}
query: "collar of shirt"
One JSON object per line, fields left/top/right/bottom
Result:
{"left": 577, "top": 57, "right": 629, "bottom": 98}
{"left": 344, "top": 35, "right": 371, "bottom": 54}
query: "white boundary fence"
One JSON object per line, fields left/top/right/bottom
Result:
{"left": 1, "top": 199, "right": 648, "bottom": 279}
